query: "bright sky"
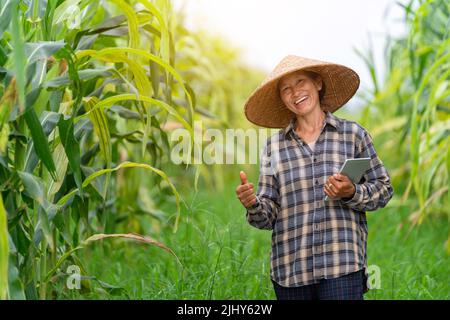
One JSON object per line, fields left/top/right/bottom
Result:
{"left": 173, "top": 0, "right": 408, "bottom": 109}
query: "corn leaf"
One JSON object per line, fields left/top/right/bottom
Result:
{"left": 10, "top": 0, "right": 26, "bottom": 112}
{"left": 47, "top": 143, "right": 69, "bottom": 199}
{"left": 77, "top": 93, "right": 192, "bottom": 136}
{"left": 24, "top": 108, "right": 58, "bottom": 180}
{"left": 25, "top": 40, "right": 65, "bottom": 65}
{"left": 57, "top": 160, "right": 182, "bottom": 231}
{"left": 58, "top": 115, "right": 83, "bottom": 194}
{"left": 83, "top": 97, "right": 111, "bottom": 199}
{"left": 44, "top": 67, "right": 114, "bottom": 88}
{"left": 110, "top": 0, "right": 139, "bottom": 49}
{"left": 140, "top": 0, "right": 170, "bottom": 62}
{"left": 0, "top": 0, "right": 13, "bottom": 39}
{"left": 18, "top": 171, "right": 59, "bottom": 221}
{"left": 0, "top": 194, "right": 8, "bottom": 299}
{"left": 76, "top": 47, "right": 195, "bottom": 124}
{"left": 7, "top": 261, "right": 25, "bottom": 300}
{"left": 24, "top": 111, "right": 61, "bottom": 174}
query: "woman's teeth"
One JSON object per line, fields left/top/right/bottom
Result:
{"left": 294, "top": 96, "right": 308, "bottom": 105}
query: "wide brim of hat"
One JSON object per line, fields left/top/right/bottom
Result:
{"left": 244, "top": 58, "right": 360, "bottom": 128}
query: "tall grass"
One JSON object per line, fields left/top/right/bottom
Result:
{"left": 65, "top": 171, "right": 449, "bottom": 299}
{"left": 354, "top": 0, "right": 450, "bottom": 251}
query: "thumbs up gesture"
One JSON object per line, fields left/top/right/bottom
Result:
{"left": 236, "top": 171, "right": 257, "bottom": 209}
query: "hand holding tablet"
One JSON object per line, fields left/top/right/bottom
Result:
{"left": 324, "top": 158, "right": 371, "bottom": 201}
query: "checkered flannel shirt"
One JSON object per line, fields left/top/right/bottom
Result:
{"left": 246, "top": 111, "right": 394, "bottom": 288}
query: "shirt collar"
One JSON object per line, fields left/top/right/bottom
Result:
{"left": 283, "top": 111, "right": 341, "bottom": 139}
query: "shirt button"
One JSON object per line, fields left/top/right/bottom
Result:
{"left": 314, "top": 224, "right": 319, "bottom": 231}
{"left": 314, "top": 158, "right": 317, "bottom": 162}
{"left": 315, "top": 180, "right": 319, "bottom": 185}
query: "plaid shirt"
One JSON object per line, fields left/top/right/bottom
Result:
{"left": 246, "top": 111, "right": 394, "bottom": 289}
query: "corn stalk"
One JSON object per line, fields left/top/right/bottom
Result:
{"left": 356, "top": 0, "right": 450, "bottom": 251}
{"left": 0, "top": 0, "right": 194, "bottom": 299}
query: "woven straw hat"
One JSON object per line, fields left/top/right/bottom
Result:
{"left": 244, "top": 55, "right": 360, "bottom": 128}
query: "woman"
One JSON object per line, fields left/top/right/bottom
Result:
{"left": 236, "top": 55, "right": 394, "bottom": 300}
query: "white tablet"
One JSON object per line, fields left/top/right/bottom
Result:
{"left": 324, "top": 157, "right": 371, "bottom": 201}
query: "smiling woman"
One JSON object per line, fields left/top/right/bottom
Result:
{"left": 278, "top": 71, "right": 323, "bottom": 115}
{"left": 237, "top": 54, "right": 394, "bottom": 300}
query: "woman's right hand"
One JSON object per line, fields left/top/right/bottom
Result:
{"left": 236, "top": 171, "right": 257, "bottom": 209}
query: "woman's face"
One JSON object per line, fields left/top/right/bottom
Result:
{"left": 278, "top": 70, "right": 323, "bottom": 116}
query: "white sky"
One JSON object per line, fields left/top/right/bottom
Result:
{"left": 173, "top": 0, "right": 408, "bottom": 109}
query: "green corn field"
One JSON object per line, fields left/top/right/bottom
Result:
{"left": 0, "top": 0, "right": 449, "bottom": 300}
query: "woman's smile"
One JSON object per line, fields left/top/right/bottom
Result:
{"left": 293, "top": 95, "right": 309, "bottom": 107}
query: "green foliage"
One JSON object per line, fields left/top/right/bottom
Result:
{"left": 0, "top": 0, "right": 262, "bottom": 300}
{"left": 61, "top": 174, "right": 449, "bottom": 299}
{"left": 0, "top": 194, "right": 8, "bottom": 299}
{"left": 0, "top": 0, "right": 194, "bottom": 299}
{"left": 354, "top": 0, "right": 450, "bottom": 248}
{"left": 2, "top": 0, "right": 446, "bottom": 300}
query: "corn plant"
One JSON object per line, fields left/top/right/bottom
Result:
{"left": 0, "top": 0, "right": 201, "bottom": 299}
{"left": 355, "top": 0, "right": 449, "bottom": 251}
{"left": 171, "top": 18, "right": 267, "bottom": 190}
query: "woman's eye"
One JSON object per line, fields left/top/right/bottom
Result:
{"left": 297, "top": 79, "right": 303, "bottom": 84}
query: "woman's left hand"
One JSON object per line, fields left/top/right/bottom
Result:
{"left": 324, "top": 173, "right": 356, "bottom": 200}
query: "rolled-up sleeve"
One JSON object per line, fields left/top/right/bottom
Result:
{"left": 340, "top": 129, "right": 394, "bottom": 212}
{"left": 246, "top": 140, "right": 280, "bottom": 230}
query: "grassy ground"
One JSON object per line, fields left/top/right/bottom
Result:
{"left": 69, "top": 170, "right": 449, "bottom": 300}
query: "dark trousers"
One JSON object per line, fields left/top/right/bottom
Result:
{"left": 272, "top": 270, "right": 365, "bottom": 300}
